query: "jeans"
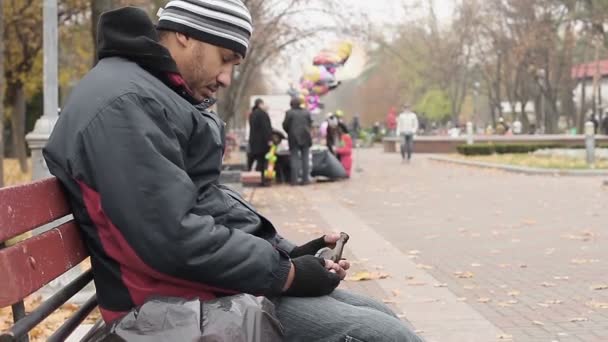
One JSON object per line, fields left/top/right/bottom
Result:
{"left": 273, "top": 289, "right": 423, "bottom": 342}
{"left": 400, "top": 134, "right": 414, "bottom": 160}
{"left": 289, "top": 145, "right": 310, "bottom": 185}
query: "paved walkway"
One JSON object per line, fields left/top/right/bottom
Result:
{"left": 249, "top": 148, "right": 608, "bottom": 342}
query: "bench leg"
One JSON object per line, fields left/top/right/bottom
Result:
{"left": 11, "top": 301, "right": 29, "bottom": 342}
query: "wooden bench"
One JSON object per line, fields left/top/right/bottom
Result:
{"left": 0, "top": 178, "right": 103, "bottom": 342}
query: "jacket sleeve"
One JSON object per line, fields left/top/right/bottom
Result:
{"left": 263, "top": 111, "right": 273, "bottom": 143}
{"left": 282, "top": 111, "right": 290, "bottom": 133}
{"left": 73, "top": 94, "right": 291, "bottom": 296}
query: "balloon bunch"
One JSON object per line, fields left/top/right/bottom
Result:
{"left": 289, "top": 42, "right": 353, "bottom": 111}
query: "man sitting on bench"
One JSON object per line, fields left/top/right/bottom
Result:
{"left": 42, "top": 2, "right": 421, "bottom": 341}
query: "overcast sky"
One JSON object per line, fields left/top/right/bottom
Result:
{"left": 270, "top": 0, "right": 456, "bottom": 92}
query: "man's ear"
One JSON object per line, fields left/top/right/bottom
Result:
{"left": 175, "top": 32, "right": 191, "bottom": 48}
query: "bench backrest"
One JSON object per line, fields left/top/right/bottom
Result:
{"left": 0, "top": 177, "right": 96, "bottom": 342}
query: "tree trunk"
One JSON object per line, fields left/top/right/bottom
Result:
{"left": 0, "top": 3, "right": 4, "bottom": 187}
{"left": 520, "top": 102, "right": 530, "bottom": 132}
{"left": 10, "top": 83, "right": 28, "bottom": 173}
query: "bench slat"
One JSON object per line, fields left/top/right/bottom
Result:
{"left": 0, "top": 221, "right": 88, "bottom": 307}
{"left": 0, "top": 178, "right": 71, "bottom": 242}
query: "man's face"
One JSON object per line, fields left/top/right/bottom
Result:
{"left": 180, "top": 39, "right": 243, "bottom": 102}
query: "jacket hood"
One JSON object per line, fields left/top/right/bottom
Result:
{"left": 96, "top": 7, "right": 215, "bottom": 108}
{"left": 97, "top": 7, "right": 178, "bottom": 74}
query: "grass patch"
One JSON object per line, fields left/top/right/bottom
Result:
{"left": 453, "top": 154, "right": 608, "bottom": 170}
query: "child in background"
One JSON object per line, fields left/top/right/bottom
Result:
{"left": 335, "top": 124, "right": 353, "bottom": 177}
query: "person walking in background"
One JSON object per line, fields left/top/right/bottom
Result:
{"left": 248, "top": 98, "right": 273, "bottom": 185}
{"left": 386, "top": 107, "right": 397, "bottom": 136}
{"left": 335, "top": 124, "right": 353, "bottom": 177}
{"left": 396, "top": 104, "right": 419, "bottom": 162}
{"left": 283, "top": 98, "right": 313, "bottom": 185}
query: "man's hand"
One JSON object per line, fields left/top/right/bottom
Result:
{"left": 324, "top": 259, "right": 351, "bottom": 280}
{"left": 289, "top": 233, "right": 342, "bottom": 258}
{"left": 283, "top": 256, "right": 341, "bottom": 297}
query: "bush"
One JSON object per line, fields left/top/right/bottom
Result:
{"left": 457, "top": 143, "right": 563, "bottom": 156}
{"left": 457, "top": 144, "right": 494, "bottom": 155}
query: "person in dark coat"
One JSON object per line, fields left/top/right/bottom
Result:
{"left": 248, "top": 98, "right": 272, "bottom": 185}
{"left": 283, "top": 98, "right": 313, "bottom": 185}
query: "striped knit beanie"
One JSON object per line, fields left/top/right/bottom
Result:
{"left": 157, "top": 0, "right": 253, "bottom": 58}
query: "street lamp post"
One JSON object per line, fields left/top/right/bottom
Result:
{"left": 26, "top": 0, "right": 59, "bottom": 180}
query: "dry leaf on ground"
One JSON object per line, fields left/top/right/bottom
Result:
{"left": 508, "top": 291, "right": 520, "bottom": 297}
{"left": 346, "top": 271, "right": 390, "bottom": 281}
{"left": 477, "top": 297, "right": 491, "bottom": 303}
{"left": 591, "top": 284, "right": 608, "bottom": 290}
{"left": 553, "top": 276, "right": 569, "bottom": 281}
{"left": 434, "top": 283, "right": 448, "bottom": 288}
{"left": 454, "top": 271, "right": 474, "bottom": 279}
{"left": 541, "top": 282, "right": 556, "bottom": 287}
{"left": 532, "top": 320, "right": 545, "bottom": 326}
{"left": 416, "top": 264, "right": 434, "bottom": 270}
{"left": 570, "top": 317, "right": 589, "bottom": 322}
{"left": 587, "top": 301, "right": 608, "bottom": 309}
{"left": 407, "top": 281, "right": 428, "bottom": 286}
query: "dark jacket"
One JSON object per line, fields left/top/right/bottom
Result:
{"left": 248, "top": 107, "right": 272, "bottom": 155}
{"left": 42, "top": 7, "right": 294, "bottom": 323}
{"left": 282, "top": 108, "right": 312, "bottom": 148}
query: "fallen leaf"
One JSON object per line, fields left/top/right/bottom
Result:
{"left": 454, "top": 271, "right": 474, "bottom": 279}
{"left": 532, "top": 320, "right": 545, "bottom": 326}
{"left": 591, "top": 284, "right": 608, "bottom": 290}
{"left": 397, "top": 313, "right": 407, "bottom": 319}
{"left": 544, "top": 299, "right": 563, "bottom": 305}
{"left": 554, "top": 276, "right": 569, "bottom": 281}
{"left": 570, "top": 317, "right": 589, "bottom": 322}
{"left": 477, "top": 297, "right": 491, "bottom": 303}
{"left": 346, "top": 271, "right": 390, "bottom": 281}
{"left": 497, "top": 334, "right": 513, "bottom": 340}
{"left": 508, "top": 290, "right": 520, "bottom": 297}
{"left": 587, "top": 301, "right": 608, "bottom": 309}
{"left": 471, "top": 263, "right": 482, "bottom": 267}
{"left": 409, "top": 250, "right": 421, "bottom": 255}
{"left": 541, "top": 282, "right": 557, "bottom": 287}
{"left": 416, "top": 264, "right": 434, "bottom": 270}
{"left": 407, "top": 281, "right": 428, "bottom": 286}
{"left": 420, "top": 298, "right": 440, "bottom": 303}
{"left": 433, "top": 283, "right": 448, "bottom": 288}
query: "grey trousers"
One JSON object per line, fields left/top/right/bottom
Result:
{"left": 400, "top": 134, "right": 414, "bottom": 160}
{"left": 273, "top": 289, "right": 423, "bottom": 342}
